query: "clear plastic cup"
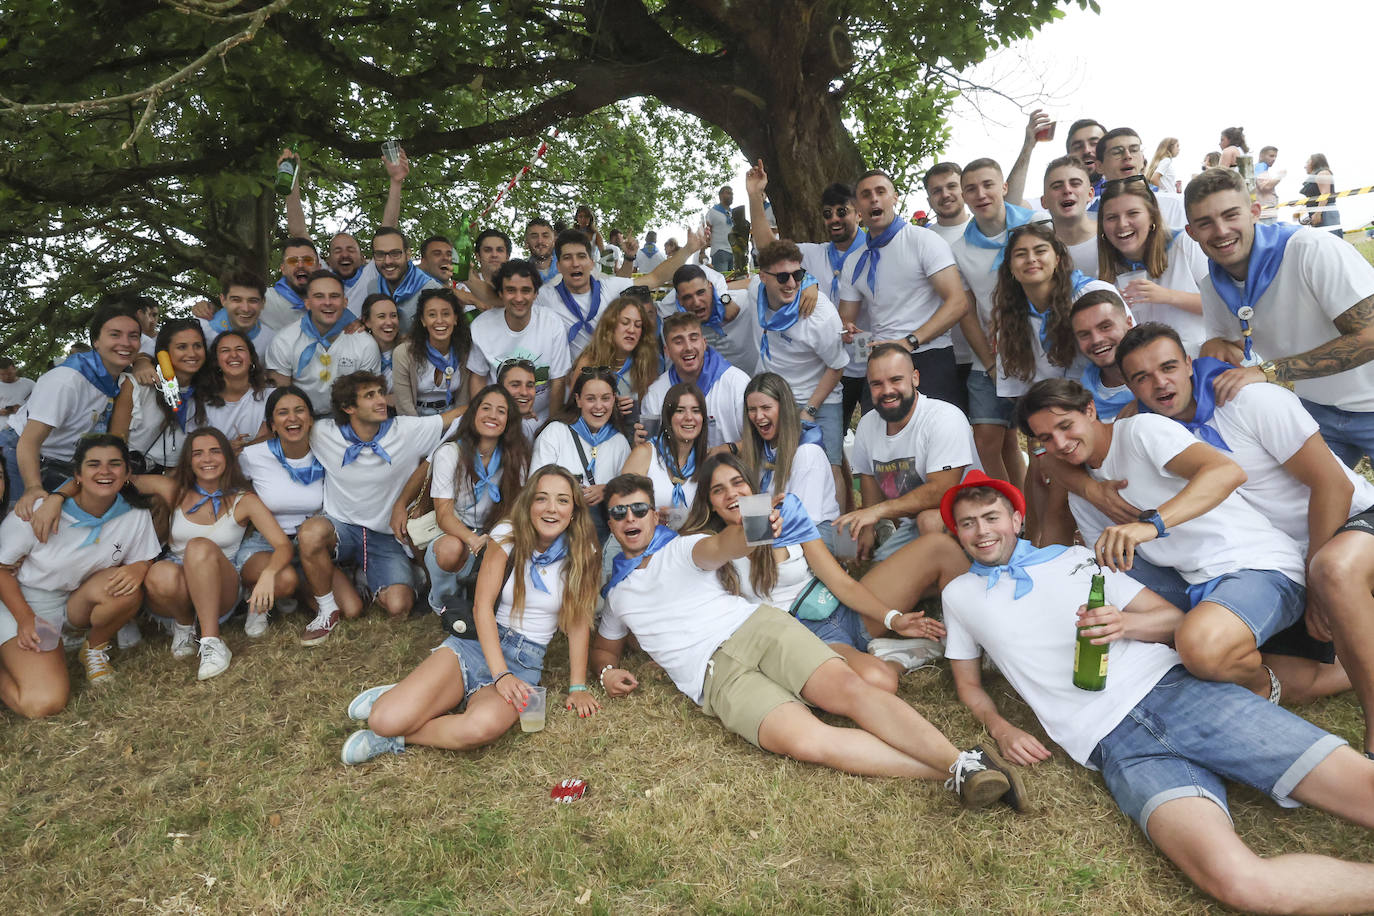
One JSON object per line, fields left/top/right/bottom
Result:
{"left": 849, "top": 331, "right": 873, "bottom": 362}
{"left": 831, "top": 524, "right": 859, "bottom": 560}
{"left": 739, "top": 493, "right": 775, "bottom": 546}
{"left": 33, "top": 617, "right": 61, "bottom": 652}
{"left": 519, "top": 685, "right": 547, "bottom": 733}
{"left": 1035, "top": 121, "right": 1057, "bottom": 142}
{"left": 640, "top": 416, "right": 661, "bottom": 440}
{"left": 381, "top": 140, "right": 401, "bottom": 164}
{"left": 664, "top": 506, "right": 689, "bottom": 530}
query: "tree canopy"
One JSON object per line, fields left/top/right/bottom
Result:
{"left": 0, "top": 0, "right": 1093, "bottom": 365}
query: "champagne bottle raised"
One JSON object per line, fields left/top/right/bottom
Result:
{"left": 1073, "top": 572, "right": 1109, "bottom": 691}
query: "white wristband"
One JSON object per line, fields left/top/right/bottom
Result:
{"left": 884, "top": 609, "right": 902, "bottom": 630}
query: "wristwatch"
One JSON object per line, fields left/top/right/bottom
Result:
{"left": 803, "top": 404, "right": 819, "bottom": 419}
{"left": 904, "top": 332, "right": 921, "bottom": 351}
{"left": 1137, "top": 509, "right": 1169, "bottom": 538}
{"left": 1259, "top": 360, "right": 1279, "bottom": 384}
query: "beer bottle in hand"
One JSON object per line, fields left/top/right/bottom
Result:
{"left": 1073, "top": 572, "right": 1109, "bottom": 691}
{"left": 275, "top": 148, "right": 298, "bottom": 196}
{"left": 453, "top": 215, "right": 474, "bottom": 285}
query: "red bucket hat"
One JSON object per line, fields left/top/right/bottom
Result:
{"left": 939, "top": 469, "right": 1026, "bottom": 532}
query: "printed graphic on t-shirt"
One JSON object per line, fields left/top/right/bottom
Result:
{"left": 874, "top": 456, "right": 921, "bottom": 500}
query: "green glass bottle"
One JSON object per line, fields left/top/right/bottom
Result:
{"left": 452, "top": 215, "right": 474, "bottom": 285}
{"left": 1073, "top": 572, "right": 1109, "bottom": 691}
{"left": 274, "top": 148, "right": 298, "bottom": 196}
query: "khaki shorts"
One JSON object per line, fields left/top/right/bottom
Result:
{"left": 700, "top": 605, "right": 842, "bottom": 747}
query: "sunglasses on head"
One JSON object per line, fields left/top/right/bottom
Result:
{"left": 1103, "top": 174, "right": 1149, "bottom": 190}
{"left": 764, "top": 268, "right": 807, "bottom": 284}
{"left": 607, "top": 502, "right": 652, "bottom": 521}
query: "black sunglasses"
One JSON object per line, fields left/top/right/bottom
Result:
{"left": 499, "top": 357, "right": 536, "bottom": 372}
{"left": 1103, "top": 174, "right": 1149, "bottom": 190}
{"left": 764, "top": 268, "right": 806, "bottom": 284}
{"left": 607, "top": 502, "right": 652, "bottom": 521}
{"left": 821, "top": 206, "right": 851, "bottom": 219}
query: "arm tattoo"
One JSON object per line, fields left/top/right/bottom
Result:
{"left": 1275, "top": 295, "right": 1374, "bottom": 382}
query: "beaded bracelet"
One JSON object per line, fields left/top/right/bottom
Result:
{"left": 598, "top": 663, "right": 615, "bottom": 687}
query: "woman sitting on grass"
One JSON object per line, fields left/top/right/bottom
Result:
{"left": 342, "top": 465, "right": 602, "bottom": 764}
{"left": 0, "top": 435, "right": 160, "bottom": 716}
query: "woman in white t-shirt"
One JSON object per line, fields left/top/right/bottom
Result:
{"left": 235, "top": 385, "right": 359, "bottom": 637}
{"left": 1097, "top": 179, "right": 1206, "bottom": 355}
{"left": 1145, "top": 137, "right": 1180, "bottom": 194}
{"left": 531, "top": 367, "right": 631, "bottom": 538}
{"left": 684, "top": 454, "right": 944, "bottom": 693}
{"left": 620, "top": 381, "right": 707, "bottom": 529}
{"left": 341, "top": 465, "right": 603, "bottom": 764}
{"left": 422, "top": 384, "right": 531, "bottom": 613}
{"left": 361, "top": 294, "right": 401, "bottom": 396}
{"left": 568, "top": 296, "right": 661, "bottom": 422}
{"left": 195, "top": 330, "right": 272, "bottom": 450}
{"left": 0, "top": 435, "right": 159, "bottom": 716}
{"left": 138, "top": 428, "right": 293, "bottom": 681}
{"left": 129, "top": 319, "right": 206, "bottom": 472}
{"left": 738, "top": 373, "right": 840, "bottom": 547}
{"left": 393, "top": 289, "right": 472, "bottom": 417}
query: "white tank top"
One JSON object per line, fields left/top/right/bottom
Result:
{"left": 169, "top": 493, "right": 247, "bottom": 562}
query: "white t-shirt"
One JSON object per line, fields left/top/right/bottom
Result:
{"left": 1188, "top": 382, "right": 1374, "bottom": 547}
{"left": 311, "top": 415, "right": 447, "bottom": 532}
{"left": 634, "top": 248, "right": 667, "bottom": 274}
{"left": 488, "top": 520, "right": 564, "bottom": 645}
{"left": 943, "top": 545, "right": 1178, "bottom": 766}
{"left": 534, "top": 275, "right": 634, "bottom": 359}
{"left": 599, "top": 243, "right": 624, "bottom": 274}
{"left": 0, "top": 497, "right": 161, "bottom": 593}
{"left": 531, "top": 422, "right": 631, "bottom": 486}
{"left": 1088, "top": 413, "right": 1305, "bottom": 585}
{"left": 776, "top": 442, "right": 840, "bottom": 524}
{"left": 237, "top": 440, "right": 323, "bottom": 536}
{"left": 7, "top": 365, "right": 120, "bottom": 463}
{"left": 260, "top": 285, "right": 307, "bottom": 332}
{"left": 1154, "top": 157, "right": 1178, "bottom": 192}
{"left": 203, "top": 389, "right": 271, "bottom": 444}
{"left": 467, "top": 309, "right": 572, "bottom": 423}
{"left": 0, "top": 377, "right": 35, "bottom": 410}
{"left": 926, "top": 219, "right": 968, "bottom": 246}
{"left": 126, "top": 383, "right": 185, "bottom": 470}
{"left": 265, "top": 319, "right": 382, "bottom": 415}
{"left": 1064, "top": 234, "right": 1100, "bottom": 279}
{"left": 656, "top": 267, "right": 759, "bottom": 376}
{"left": 949, "top": 224, "right": 1018, "bottom": 373}
{"left": 343, "top": 263, "right": 378, "bottom": 314}
{"left": 599, "top": 533, "right": 759, "bottom": 704}
{"left": 837, "top": 223, "right": 959, "bottom": 352}
{"left": 641, "top": 443, "right": 699, "bottom": 513}
{"left": 706, "top": 206, "right": 734, "bottom": 255}
{"left": 642, "top": 361, "right": 751, "bottom": 449}
{"left": 429, "top": 441, "right": 506, "bottom": 531}
{"left": 139, "top": 333, "right": 157, "bottom": 357}
{"left": 993, "top": 279, "right": 1116, "bottom": 399}
{"left": 1200, "top": 228, "right": 1374, "bottom": 411}
{"left": 1116, "top": 233, "right": 1208, "bottom": 356}
{"left": 198, "top": 318, "right": 277, "bottom": 363}
{"left": 850, "top": 395, "right": 980, "bottom": 505}
{"left": 361, "top": 264, "right": 443, "bottom": 327}
{"left": 741, "top": 279, "right": 849, "bottom": 405}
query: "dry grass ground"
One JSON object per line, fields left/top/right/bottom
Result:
{"left": 5, "top": 609, "right": 1374, "bottom": 915}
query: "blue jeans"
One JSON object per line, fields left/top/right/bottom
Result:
{"left": 711, "top": 249, "right": 734, "bottom": 273}
{"left": 1089, "top": 665, "right": 1344, "bottom": 840}
{"left": 439, "top": 623, "right": 547, "bottom": 691}
{"left": 423, "top": 535, "right": 481, "bottom": 613}
{"left": 799, "top": 604, "right": 871, "bottom": 651}
{"left": 966, "top": 368, "right": 1014, "bottom": 427}
{"left": 807, "top": 401, "right": 845, "bottom": 465}
{"left": 327, "top": 515, "right": 414, "bottom": 595}
{"left": 1301, "top": 397, "right": 1374, "bottom": 469}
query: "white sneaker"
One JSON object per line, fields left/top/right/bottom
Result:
{"left": 869, "top": 636, "right": 944, "bottom": 672}
{"left": 244, "top": 611, "right": 269, "bottom": 638}
{"left": 197, "top": 636, "right": 232, "bottom": 680}
{"left": 171, "top": 623, "right": 198, "bottom": 659}
{"left": 347, "top": 684, "right": 396, "bottom": 721}
{"left": 115, "top": 619, "right": 142, "bottom": 649}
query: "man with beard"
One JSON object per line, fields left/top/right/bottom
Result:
{"left": 1065, "top": 119, "right": 1106, "bottom": 186}
{"left": 261, "top": 237, "right": 325, "bottom": 332}
{"left": 524, "top": 218, "right": 559, "bottom": 284}
{"left": 364, "top": 227, "right": 442, "bottom": 333}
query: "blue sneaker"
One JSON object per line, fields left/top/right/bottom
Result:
{"left": 341, "top": 729, "right": 404, "bottom": 765}
{"left": 347, "top": 684, "right": 396, "bottom": 721}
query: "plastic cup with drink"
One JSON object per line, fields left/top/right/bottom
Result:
{"left": 520, "top": 686, "right": 548, "bottom": 733}
{"left": 739, "top": 493, "right": 775, "bottom": 547}
{"left": 381, "top": 140, "right": 401, "bottom": 165}
{"left": 32, "top": 617, "right": 61, "bottom": 652}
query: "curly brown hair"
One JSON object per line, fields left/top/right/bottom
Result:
{"left": 992, "top": 222, "right": 1079, "bottom": 383}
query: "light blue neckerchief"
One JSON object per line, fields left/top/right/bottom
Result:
{"left": 209, "top": 310, "right": 262, "bottom": 341}
{"left": 570, "top": 417, "right": 617, "bottom": 478}
{"left": 1208, "top": 221, "right": 1300, "bottom": 365}
{"left": 964, "top": 203, "right": 1034, "bottom": 269}
{"left": 377, "top": 262, "right": 431, "bottom": 304}
{"left": 1139, "top": 356, "right": 1235, "bottom": 452}
{"left": 556, "top": 275, "right": 603, "bottom": 344}
{"left": 340, "top": 419, "right": 394, "bottom": 466}
{"left": 602, "top": 525, "right": 678, "bottom": 597}
{"left": 473, "top": 444, "right": 503, "bottom": 504}
{"left": 529, "top": 534, "right": 568, "bottom": 594}
{"left": 295, "top": 311, "right": 355, "bottom": 375}
{"left": 712, "top": 203, "right": 734, "bottom": 227}
{"left": 65, "top": 494, "right": 132, "bottom": 548}
{"left": 1080, "top": 364, "right": 1133, "bottom": 421}
{"left": 267, "top": 437, "right": 325, "bottom": 486}
{"left": 273, "top": 276, "right": 306, "bottom": 310}
{"left": 969, "top": 539, "right": 1070, "bottom": 599}
{"left": 756, "top": 273, "right": 818, "bottom": 360}
{"left": 849, "top": 217, "right": 908, "bottom": 294}
{"left": 188, "top": 484, "right": 223, "bottom": 516}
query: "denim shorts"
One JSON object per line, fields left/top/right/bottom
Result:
{"left": 966, "top": 368, "right": 1014, "bottom": 427}
{"left": 1188, "top": 567, "right": 1305, "bottom": 648}
{"left": 423, "top": 535, "right": 482, "bottom": 613}
{"left": 798, "top": 603, "right": 871, "bottom": 651}
{"left": 233, "top": 528, "right": 302, "bottom": 573}
{"left": 1300, "top": 397, "right": 1374, "bottom": 470}
{"left": 810, "top": 401, "right": 845, "bottom": 465}
{"left": 710, "top": 249, "right": 734, "bottom": 273}
{"left": 438, "top": 623, "right": 547, "bottom": 691}
{"left": 1089, "top": 665, "right": 1345, "bottom": 841}
{"left": 326, "top": 515, "right": 414, "bottom": 595}
{"left": 0, "top": 585, "right": 68, "bottom": 647}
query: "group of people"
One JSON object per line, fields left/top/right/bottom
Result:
{"left": 4, "top": 114, "right": 1374, "bottom": 912}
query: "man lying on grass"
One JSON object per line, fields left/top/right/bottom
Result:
{"left": 941, "top": 473, "right": 1374, "bottom": 914}
{"left": 589, "top": 472, "right": 1023, "bottom": 811}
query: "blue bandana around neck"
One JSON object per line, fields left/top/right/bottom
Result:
{"left": 65, "top": 494, "right": 132, "bottom": 548}
{"left": 655, "top": 432, "right": 697, "bottom": 507}
{"left": 188, "top": 483, "right": 223, "bottom": 516}
{"left": 826, "top": 233, "right": 864, "bottom": 302}
{"left": 1140, "top": 356, "right": 1235, "bottom": 452}
{"left": 556, "top": 275, "right": 603, "bottom": 345}
{"left": 209, "top": 310, "right": 262, "bottom": 341}
{"left": 668, "top": 346, "right": 730, "bottom": 396}
{"left": 1208, "top": 221, "right": 1300, "bottom": 364}
{"left": 1080, "top": 364, "right": 1133, "bottom": 421}
{"left": 340, "top": 418, "right": 394, "bottom": 466}
{"left": 529, "top": 533, "right": 568, "bottom": 594}
{"left": 712, "top": 203, "right": 734, "bottom": 227}
{"left": 273, "top": 276, "right": 306, "bottom": 310}
{"left": 61, "top": 350, "right": 122, "bottom": 400}
{"left": 602, "top": 524, "right": 678, "bottom": 597}
{"left": 571, "top": 417, "right": 617, "bottom": 478}
{"left": 969, "top": 539, "right": 1070, "bottom": 600}
{"left": 641, "top": 243, "right": 658, "bottom": 258}
{"left": 377, "top": 262, "right": 431, "bottom": 304}
{"left": 424, "top": 342, "right": 460, "bottom": 395}
{"left": 1028, "top": 269, "right": 1095, "bottom": 353}
{"left": 760, "top": 422, "right": 823, "bottom": 492}
{"left": 473, "top": 444, "right": 502, "bottom": 505}
{"left": 964, "top": 203, "right": 1034, "bottom": 269}
{"left": 756, "top": 273, "right": 818, "bottom": 361}
{"left": 676, "top": 288, "right": 728, "bottom": 335}
{"left": 267, "top": 437, "right": 325, "bottom": 486}
{"left": 538, "top": 258, "right": 559, "bottom": 283}
{"left": 173, "top": 386, "right": 197, "bottom": 432}
{"left": 339, "top": 268, "right": 364, "bottom": 290}
{"left": 850, "top": 216, "right": 908, "bottom": 294}
{"left": 774, "top": 493, "right": 820, "bottom": 547}
{"left": 380, "top": 350, "right": 394, "bottom": 375}
{"left": 295, "top": 311, "right": 355, "bottom": 376}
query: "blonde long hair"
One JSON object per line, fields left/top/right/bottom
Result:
{"left": 1145, "top": 137, "right": 1179, "bottom": 184}
{"left": 578, "top": 296, "right": 660, "bottom": 398}
{"left": 500, "top": 465, "right": 600, "bottom": 633}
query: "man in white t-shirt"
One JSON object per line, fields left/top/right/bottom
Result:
{"left": 363, "top": 226, "right": 442, "bottom": 333}
{"left": 1020, "top": 378, "right": 1309, "bottom": 703}
{"left": 837, "top": 169, "right": 970, "bottom": 408}
{"left": 591, "top": 473, "right": 1025, "bottom": 812}
{"left": 705, "top": 186, "right": 735, "bottom": 273}
{"left": 921, "top": 163, "right": 970, "bottom": 247}
{"left": 633, "top": 230, "right": 667, "bottom": 274}
{"left": 837, "top": 344, "right": 979, "bottom": 563}
{"left": 131, "top": 296, "right": 159, "bottom": 357}
{"left": 1186, "top": 166, "right": 1374, "bottom": 467}
{"left": 296, "top": 371, "right": 466, "bottom": 645}
{"left": 535, "top": 228, "right": 698, "bottom": 359}
{"left": 451, "top": 229, "right": 510, "bottom": 315}
{"left": 497, "top": 360, "right": 542, "bottom": 441}
{"left": 523, "top": 218, "right": 559, "bottom": 285}
{"left": 467, "top": 259, "right": 570, "bottom": 423}
{"left": 197, "top": 270, "right": 275, "bottom": 358}
{"left": 661, "top": 264, "right": 756, "bottom": 374}
{"left": 1065, "top": 118, "right": 1106, "bottom": 186}
{"left": 1043, "top": 156, "right": 1099, "bottom": 277}
{"left": 261, "top": 237, "right": 323, "bottom": 331}
{"left": 940, "top": 474, "right": 1374, "bottom": 914}
{"left": 1089, "top": 129, "right": 1187, "bottom": 229}
{"left": 0, "top": 359, "right": 35, "bottom": 417}
{"left": 265, "top": 272, "right": 381, "bottom": 416}
{"left": 641, "top": 313, "right": 750, "bottom": 449}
